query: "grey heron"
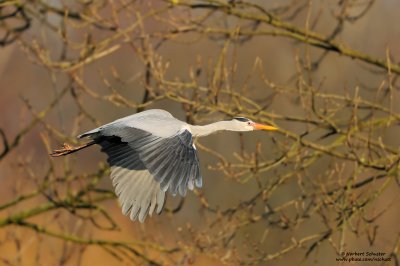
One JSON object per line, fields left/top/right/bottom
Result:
{"left": 51, "top": 109, "right": 278, "bottom": 222}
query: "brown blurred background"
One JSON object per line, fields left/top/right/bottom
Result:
{"left": 0, "top": 0, "right": 399, "bottom": 265}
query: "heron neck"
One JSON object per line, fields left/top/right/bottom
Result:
{"left": 189, "top": 121, "right": 234, "bottom": 137}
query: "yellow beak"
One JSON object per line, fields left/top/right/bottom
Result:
{"left": 252, "top": 123, "right": 278, "bottom": 131}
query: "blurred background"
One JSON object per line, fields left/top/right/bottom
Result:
{"left": 0, "top": 0, "right": 399, "bottom": 265}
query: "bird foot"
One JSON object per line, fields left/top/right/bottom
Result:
{"left": 50, "top": 143, "right": 78, "bottom": 157}
{"left": 50, "top": 141, "right": 96, "bottom": 157}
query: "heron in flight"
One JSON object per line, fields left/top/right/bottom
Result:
{"left": 51, "top": 109, "right": 277, "bottom": 222}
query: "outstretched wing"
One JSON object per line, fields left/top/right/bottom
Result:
{"left": 85, "top": 125, "right": 202, "bottom": 222}
{"left": 100, "top": 127, "right": 202, "bottom": 196}
{"left": 99, "top": 138, "right": 165, "bottom": 222}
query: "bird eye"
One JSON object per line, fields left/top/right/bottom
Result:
{"left": 247, "top": 122, "right": 251, "bottom": 125}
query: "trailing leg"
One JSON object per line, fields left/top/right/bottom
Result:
{"left": 50, "top": 141, "right": 96, "bottom": 157}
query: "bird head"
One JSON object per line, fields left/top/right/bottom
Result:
{"left": 232, "top": 117, "right": 278, "bottom": 132}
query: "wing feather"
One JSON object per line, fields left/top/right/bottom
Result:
{"left": 169, "top": 143, "right": 193, "bottom": 195}
{"left": 160, "top": 160, "right": 182, "bottom": 193}
{"left": 128, "top": 129, "right": 202, "bottom": 195}
{"left": 171, "top": 159, "right": 190, "bottom": 196}
{"left": 152, "top": 153, "right": 178, "bottom": 185}
{"left": 98, "top": 139, "right": 165, "bottom": 222}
